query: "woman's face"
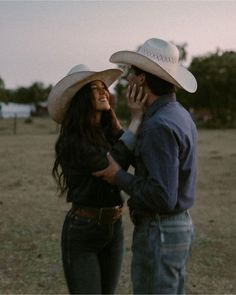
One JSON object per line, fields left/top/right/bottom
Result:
{"left": 90, "top": 80, "right": 110, "bottom": 111}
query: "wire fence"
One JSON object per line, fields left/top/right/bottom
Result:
{"left": 0, "top": 116, "right": 131, "bottom": 136}
{"left": 0, "top": 116, "right": 59, "bottom": 136}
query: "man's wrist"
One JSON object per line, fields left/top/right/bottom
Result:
{"left": 120, "top": 129, "right": 137, "bottom": 151}
{"left": 128, "top": 118, "right": 142, "bottom": 134}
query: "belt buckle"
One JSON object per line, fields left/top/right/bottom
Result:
{"left": 112, "top": 206, "right": 121, "bottom": 223}
{"left": 97, "top": 206, "right": 122, "bottom": 224}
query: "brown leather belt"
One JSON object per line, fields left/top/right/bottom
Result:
{"left": 74, "top": 206, "right": 123, "bottom": 224}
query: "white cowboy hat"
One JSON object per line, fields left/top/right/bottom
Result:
{"left": 110, "top": 38, "right": 197, "bottom": 93}
{"left": 47, "top": 64, "right": 123, "bottom": 123}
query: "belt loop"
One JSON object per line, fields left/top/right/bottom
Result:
{"left": 154, "top": 213, "right": 160, "bottom": 221}
{"left": 97, "top": 208, "right": 103, "bottom": 224}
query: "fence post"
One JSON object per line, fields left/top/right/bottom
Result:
{"left": 13, "top": 114, "right": 17, "bottom": 135}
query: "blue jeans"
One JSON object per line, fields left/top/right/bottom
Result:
{"left": 131, "top": 210, "right": 194, "bottom": 294}
{"left": 61, "top": 209, "right": 124, "bottom": 294}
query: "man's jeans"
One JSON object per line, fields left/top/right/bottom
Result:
{"left": 131, "top": 210, "right": 194, "bottom": 294}
{"left": 61, "top": 209, "right": 124, "bottom": 294}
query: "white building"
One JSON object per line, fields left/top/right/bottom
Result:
{"left": 0, "top": 102, "right": 36, "bottom": 118}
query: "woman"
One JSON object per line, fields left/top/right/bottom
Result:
{"left": 47, "top": 64, "right": 147, "bottom": 294}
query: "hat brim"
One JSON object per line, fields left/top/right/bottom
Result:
{"left": 110, "top": 51, "right": 197, "bottom": 93}
{"left": 48, "top": 68, "right": 123, "bottom": 123}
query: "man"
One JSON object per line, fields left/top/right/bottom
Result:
{"left": 94, "top": 38, "right": 198, "bottom": 294}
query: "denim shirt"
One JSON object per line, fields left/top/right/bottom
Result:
{"left": 116, "top": 93, "right": 198, "bottom": 213}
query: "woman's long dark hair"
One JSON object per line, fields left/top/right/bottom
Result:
{"left": 52, "top": 82, "right": 121, "bottom": 196}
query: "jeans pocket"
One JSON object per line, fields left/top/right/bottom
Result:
{"left": 70, "top": 214, "right": 94, "bottom": 227}
{"left": 160, "top": 225, "right": 193, "bottom": 269}
{"left": 68, "top": 214, "right": 98, "bottom": 243}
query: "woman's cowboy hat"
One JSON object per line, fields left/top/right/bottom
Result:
{"left": 47, "top": 64, "right": 123, "bottom": 123}
{"left": 110, "top": 38, "right": 197, "bottom": 93}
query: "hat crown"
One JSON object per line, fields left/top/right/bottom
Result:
{"left": 109, "top": 37, "right": 197, "bottom": 93}
{"left": 138, "top": 38, "right": 179, "bottom": 66}
{"left": 48, "top": 65, "right": 123, "bottom": 123}
{"left": 67, "top": 64, "right": 92, "bottom": 75}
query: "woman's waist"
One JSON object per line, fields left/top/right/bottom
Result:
{"left": 71, "top": 202, "right": 123, "bottom": 225}
{"left": 68, "top": 189, "right": 123, "bottom": 207}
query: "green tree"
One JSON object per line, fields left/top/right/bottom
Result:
{"left": 174, "top": 42, "right": 188, "bottom": 63}
{"left": 28, "top": 82, "right": 52, "bottom": 107}
{"left": 0, "top": 76, "right": 8, "bottom": 103}
{"left": 11, "top": 82, "right": 52, "bottom": 107}
{"left": 113, "top": 71, "right": 130, "bottom": 121}
{"left": 178, "top": 50, "right": 236, "bottom": 127}
{"left": 0, "top": 77, "right": 5, "bottom": 89}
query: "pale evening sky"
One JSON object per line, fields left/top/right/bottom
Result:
{"left": 0, "top": 0, "right": 235, "bottom": 89}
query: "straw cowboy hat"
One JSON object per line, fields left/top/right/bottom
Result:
{"left": 110, "top": 38, "right": 197, "bottom": 93}
{"left": 47, "top": 64, "right": 123, "bottom": 123}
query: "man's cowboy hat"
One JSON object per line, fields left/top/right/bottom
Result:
{"left": 110, "top": 38, "right": 197, "bottom": 93}
{"left": 47, "top": 64, "right": 123, "bottom": 123}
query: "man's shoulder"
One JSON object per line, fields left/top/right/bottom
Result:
{"left": 142, "top": 106, "right": 196, "bottom": 136}
{"left": 141, "top": 116, "right": 169, "bottom": 137}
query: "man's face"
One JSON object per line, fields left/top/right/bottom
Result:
{"left": 126, "top": 66, "right": 141, "bottom": 87}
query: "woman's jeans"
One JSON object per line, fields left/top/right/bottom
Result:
{"left": 131, "top": 210, "right": 194, "bottom": 294}
{"left": 61, "top": 209, "right": 124, "bottom": 294}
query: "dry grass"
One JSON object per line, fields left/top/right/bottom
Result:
{"left": 0, "top": 118, "right": 235, "bottom": 294}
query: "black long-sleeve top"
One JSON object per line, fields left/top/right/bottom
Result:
{"left": 65, "top": 130, "right": 134, "bottom": 208}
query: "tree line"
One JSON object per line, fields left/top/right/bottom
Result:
{"left": 0, "top": 80, "right": 51, "bottom": 108}
{"left": 0, "top": 45, "right": 235, "bottom": 127}
{"left": 114, "top": 45, "right": 236, "bottom": 128}
{"left": 178, "top": 50, "right": 236, "bottom": 128}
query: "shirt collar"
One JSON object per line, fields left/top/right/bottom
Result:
{"left": 145, "top": 93, "right": 176, "bottom": 118}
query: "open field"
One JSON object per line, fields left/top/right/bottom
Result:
{"left": 0, "top": 118, "right": 236, "bottom": 294}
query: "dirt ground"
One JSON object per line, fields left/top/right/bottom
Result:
{"left": 0, "top": 118, "right": 235, "bottom": 294}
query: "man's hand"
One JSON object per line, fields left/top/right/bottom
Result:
{"left": 92, "top": 153, "right": 121, "bottom": 185}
